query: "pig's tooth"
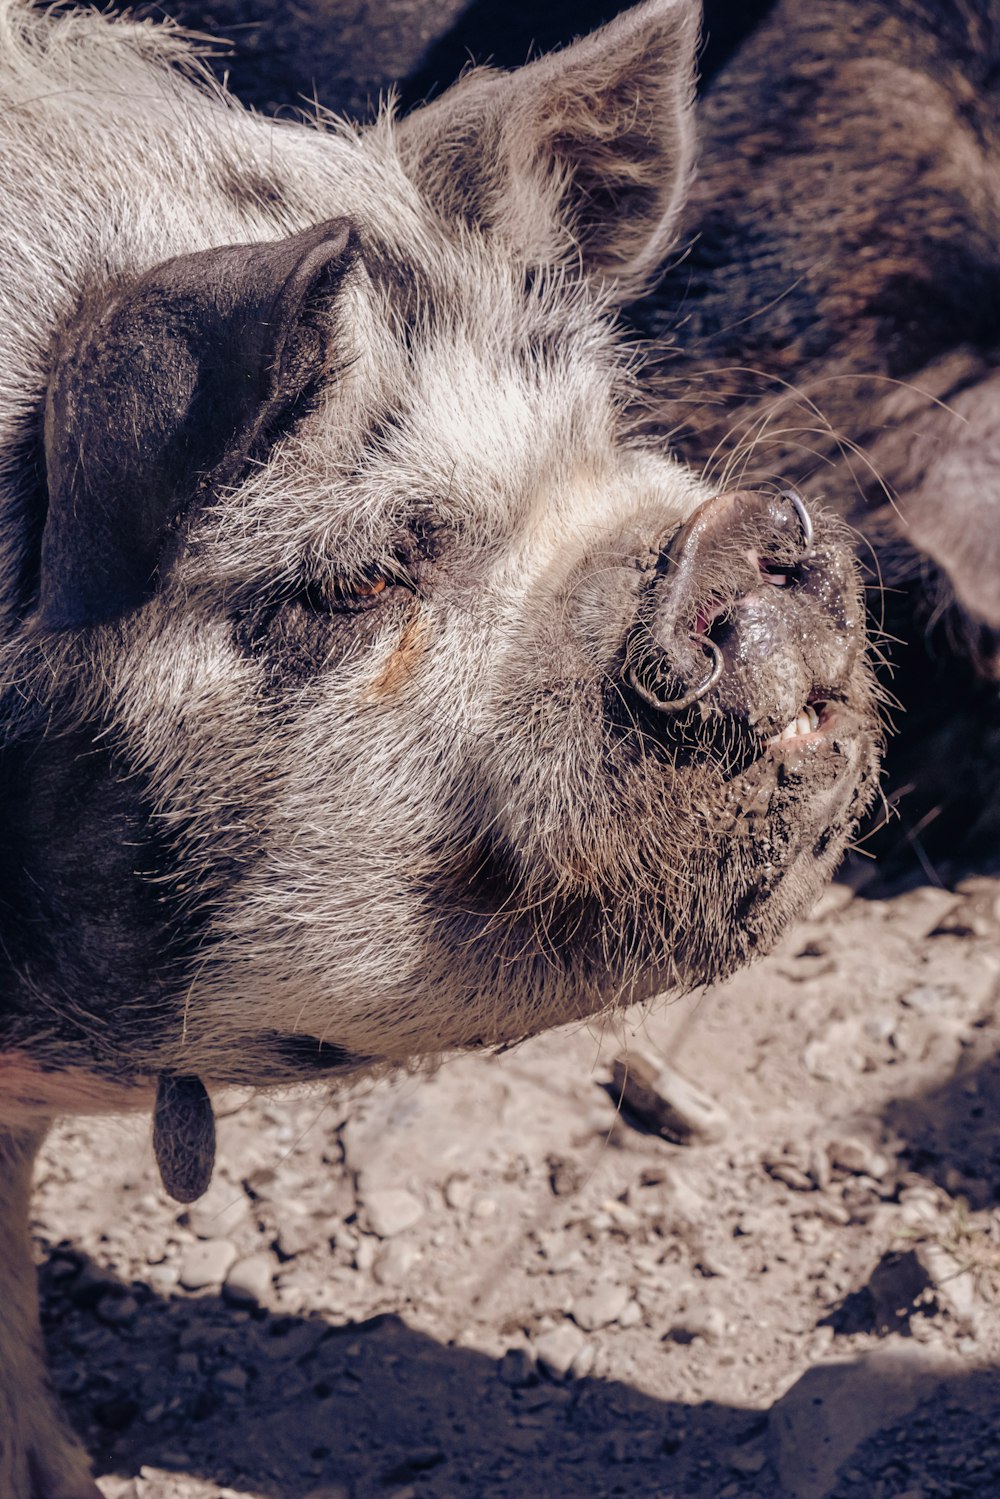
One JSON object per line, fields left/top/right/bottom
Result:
{"left": 773, "top": 704, "right": 821, "bottom": 743}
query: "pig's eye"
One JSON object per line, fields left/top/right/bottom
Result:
{"left": 235, "top": 564, "right": 408, "bottom": 690}
{"left": 302, "top": 568, "right": 402, "bottom": 613}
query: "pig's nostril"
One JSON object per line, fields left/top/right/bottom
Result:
{"left": 753, "top": 488, "right": 814, "bottom": 589}
{"left": 758, "top": 560, "right": 792, "bottom": 587}
{"left": 626, "top": 635, "right": 724, "bottom": 715}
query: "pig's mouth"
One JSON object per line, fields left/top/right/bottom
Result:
{"left": 770, "top": 698, "right": 829, "bottom": 745}
{"left": 765, "top": 695, "right": 860, "bottom": 757}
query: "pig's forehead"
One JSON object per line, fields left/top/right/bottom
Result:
{"left": 371, "top": 266, "right": 621, "bottom": 434}
{"left": 220, "top": 268, "right": 639, "bottom": 556}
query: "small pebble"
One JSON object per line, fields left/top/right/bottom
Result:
{"left": 224, "top": 1252, "right": 274, "bottom": 1304}
{"left": 145, "top": 1263, "right": 179, "bottom": 1296}
{"left": 765, "top": 1159, "right": 815, "bottom": 1192}
{"left": 251, "top": 1319, "right": 326, "bottom": 1362}
{"left": 603, "top": 1200, "right": 642, "bottom": 1232}
{"left": 649, "top": 1170, "right": 707, "bottom": 1227}
{"left": 583, "top": 1210, "right": 613, "bottom": 1235}
{"left": 275, "top": 1219, "right": 312, "bottom": 1260}
{"left": 215, "top": 1365, "right": 249, "bottom": 1391}
{"left": 572, "top": 1282, "right": 629, "bottom": 1331}
{"left": 728, "top": 1448, "right": 767, "bottom": 1475}
{"left": 548, "top": 1154, "right": 586, "bottom": 1196}
{"left": 547, "top": 1248, "right": 585, "bottom": 1275}
{"left": 617, "top": 1299, "right": 643, "bottom": 1329}
{"left": 669, "top": 1306, "right": 726, "bottom": 1346}
{"left": 498, "top": 1348, "right": 536, "bottom": 1387}
{"left": 96, "top": 1292, "right": 138, "bottom": 1326}
{"left": 443, "top": 1175, "right": 473, "bottom": 1211}
{"left": 534, "top": 1323, "right": 590, "bottom": 1380}
{"left": 372, "top": 1239, "right": 420, "bottom": 1285}
{"left": 177, "top": 1238, "right": 237, "bottom": 1291}
{"left": 611, "top": 1049, "right": 728, "bottom": 1145}
{"left": 813, "top": 1197, "right": 851, "bottom": 1226}
{"left": 362, "top": 1188, "right": 424, "bottom": 1239}
{"left": 828, "top": 1137, "right": 889, "bottom": 1179}
{"left": 354, "top": 1236, "right": 377, "bottom": 1272}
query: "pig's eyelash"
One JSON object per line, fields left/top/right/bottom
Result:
{"left": 299, "top": 554, "right": 419, "bottom": 613}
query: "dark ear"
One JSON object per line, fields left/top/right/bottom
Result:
{"left": 38, "top": 218, "right": 359, "bottom": 630}
{"left": 398, "top": 0, "right": 700, "bottom": 296}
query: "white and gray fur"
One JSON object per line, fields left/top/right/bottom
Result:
{"left": 0, "top": 2, "right": 877, "bottom": 1493}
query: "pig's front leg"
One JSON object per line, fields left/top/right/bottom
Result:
{"left": 0, "top": 1124, "right": 102, "bottom": 1499}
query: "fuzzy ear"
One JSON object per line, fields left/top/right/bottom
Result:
{"left": 38, "top": 218, "right": 359, "bottom": 630}
{"left": 890, "top": 370, "right": 1000, "bottom": 631}
{"left": 398, "top": 0, "right": 700, "bottom": 295}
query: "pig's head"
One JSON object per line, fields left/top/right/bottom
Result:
{"left": 2, "top": 1, "right": 878, "bottom": 1103}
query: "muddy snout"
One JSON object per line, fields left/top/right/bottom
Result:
{"left": 624, "top": 489, "right": 862, "bottom": 741}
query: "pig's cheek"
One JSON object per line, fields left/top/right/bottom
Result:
{"left": 232, "top": 593, "right": 390, "bottom": 694}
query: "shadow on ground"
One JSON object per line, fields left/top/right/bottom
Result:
{"left": 40, "top": 1251, "right": 1000, "bottom": 1499}
{"left": 887, "top": 1047, "right": 1000, "bottom": 1210}
{"left": 44, "top": 1257, "right": 748, "bottom": 1498}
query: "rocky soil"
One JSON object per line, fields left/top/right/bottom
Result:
{"left": 34, "top": 858, "right": 1000, "bottom": 1499}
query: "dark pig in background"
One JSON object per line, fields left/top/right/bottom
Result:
{"left": 0, "top": 1, "right": 877, "bottom": 1493}
{"left": 634, "top": 0, "right": 1000, "bottom": 870}
{"left": 110, "top": 0, "right": 774, "bottom": 119}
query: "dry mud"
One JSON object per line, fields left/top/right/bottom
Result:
{"left": 35, "top": 864, "right": 1000, "bottom": 1499}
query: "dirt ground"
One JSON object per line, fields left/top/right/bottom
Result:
{"left": 34, "top": 852, "right": 1000, "bottom": 1499}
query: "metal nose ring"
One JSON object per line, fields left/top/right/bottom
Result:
{"left": 626, "top": 636, "right": 724, "bottom": 715}
{"left": 779, "top": 487, "right": 814, "bottom": 556}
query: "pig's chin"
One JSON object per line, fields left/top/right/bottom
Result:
{"left": 473, "top": 688, "right": 878, "bottom": 1033}
{"left": 665, "top": 700, "right": 879, "bottom": 986}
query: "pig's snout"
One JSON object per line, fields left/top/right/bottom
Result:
{"left": 624, "top": 488, "right": 861, "bottom": 744}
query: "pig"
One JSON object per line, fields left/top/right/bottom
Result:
{"left": 0, "top": 1, "right": 878, "bottom": 1493}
